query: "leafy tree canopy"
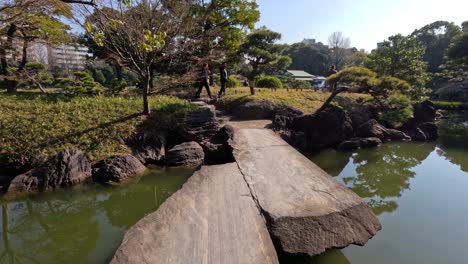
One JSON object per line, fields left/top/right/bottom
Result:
{"left": 411, "top": 21, "right": 461, "bottom": 72}
{"left": 365, "top": 34, "right": 430, "bottom": 99}
{"left": 239, "top": 27, "right": 291, "bottom": 94}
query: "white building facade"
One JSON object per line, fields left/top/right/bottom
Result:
{"left": 48, "top": 44, "right": 92, "bottom": 73}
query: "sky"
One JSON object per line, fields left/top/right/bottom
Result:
{"left": 255, "top": 0, "right": 468, "bottom": 52}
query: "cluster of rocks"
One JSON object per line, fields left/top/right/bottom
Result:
{"left": 4, "top": 100, "right": 234, "bottom": 195}
{"left": 227, "top": 99, "right": 439, "bottom": 152}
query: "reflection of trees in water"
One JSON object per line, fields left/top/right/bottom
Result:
{"left": 343, "top": 143, "right": 434, "bottom": 215}
{"left": 0, "top": 168, "right": 193, "bottom": 264}
{"left": 437, "top": 119, "right": 468, "bottom": 173}
{"left": 0, "top": 192, "right": 99, "bottom": 264}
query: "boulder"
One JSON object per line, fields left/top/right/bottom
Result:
{"left": 356, "top": 119, "right": 410, "bottom": 141}
{"left": 92, "top": 154, "right": 146, "bottom": 183}
{"left": 7, "top": 149, "right": 92, "bottom": 193}
{"left": 407, "top": 122, "right": 438, "bottom": 141}
{"left": 433, "top": 81, "right": 468, "bottom": 102}
{"left": 347, "top": 105, "right": 375, "bottom": 130}
{"left": 202, "top": 125, "right": 235, "bottom": 165}
{"left": 413, "top": 100, "right": 436, "bottom": 123}
{"left": 127, "top": 132, "right": 165, "bottom": 165}
{"left": 291, "top": 105, "right": 353, "bottom": 149}
{"left": 166, "top": 142, "right": 204, "bottom": 167}
{"left": 273, "top": 106, "right": 304, "bottom": 130}
{"left": 180, "top": 108, "right": 220, "bottom": 142}
{"left": 233, "top": 100, "right": 276, "bottom": 120}
{"left": 337, "top": 137, "right": 382, "bottom": 150}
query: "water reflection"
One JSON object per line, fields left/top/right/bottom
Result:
{"left": 0, "top": 167, "right": 192, "bottom": 264}
{"left": 437, "top": 117, "right": 468, "bottom": 173}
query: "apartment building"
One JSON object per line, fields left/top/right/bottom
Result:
{"left": 48, "top": 44, "right": 92, "bottom": 73}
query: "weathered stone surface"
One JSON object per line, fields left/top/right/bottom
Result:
{"left": 201, "top": 125, "right": 235, "bottom": 165}
{"left": 356, "top": 119, "right": 410, "bottom": 141}
{"left": 127, "top": 132, "right": 165, "bottom": 164}
{"left": 337, "top": 137, "right": 382, "bottom": 150}
{"left": 92, "top": 154, "right": 146, "bottom": 183}
{"left": 413, "top": 100, "right": 436, "bottom": 123}
{"left": 273, "top": 106, "right": 304, "bottom": 130}
{"left": 291, "top": 105, "right": 353, "bottom": 149}
{"left": 433, "top": 81, "right": 468, "bottom": 102}
{"left": 233, "top": 100, "right": 277, "bottom": 120}
{"left": 407, "top": 122, "right": 438, "bottom": 141}
{"left": 7, "top": 149, "right": 92, "bottom": 193}
{"left": 111, "top": 163, "right": 279, "bottom": 264}
{"left": 180, "top": 108, "right": 220, "bottom": 142}
{"left": 347, "top": 105, "right": 375, "bottom": 130}
{"left": 232, "top": 129, "right": 381, "bottom": 257}
{"left": 166, "top": 142, "right": 204, "bottom": 167}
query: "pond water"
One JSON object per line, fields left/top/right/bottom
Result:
{"left": 304, "top": 114, "right": 468, "bottom": 264}
{"left": 0, "top": 166, "right": 193, "bottom": 264}
{"left": 1, "top": 115, "right": 467, "bottom": 264}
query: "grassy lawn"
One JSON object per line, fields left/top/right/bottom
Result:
{"left": 212, "top": 87, "right": 369, "bottom": 113}
{"left": 0, "top": 91, "right": 196, "bottom": 171}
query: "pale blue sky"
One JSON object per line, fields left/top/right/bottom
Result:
{"left": 256, "top": 0, "right": 468, "bottom": 51}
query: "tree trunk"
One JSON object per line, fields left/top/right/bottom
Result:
{"left": 249, "top": 80, "right": 255, "bottom": 95}
{"left": 315, "top": 88, "right": 347, "bottom": 114}
{"left": 3, "top": 24, "right": 17, "bottom": 93}
{"left": 142, "top": 75, "right": 151, "bottom": 115}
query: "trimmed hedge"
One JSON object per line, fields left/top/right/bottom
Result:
{"left": 256, "top": 76, "right": 283, "bottom": 88}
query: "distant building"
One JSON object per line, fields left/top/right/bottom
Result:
{"left": 302, "top": 38, "right": 316, "bottom": 45}
{"left": 285, "top": 70, "right": 315, "bottom": 82}
{"left": 376, "top": 42, "right": 385, "bottom": 50}
{"left": 48, "top": 44, "right": 92, "bottom": 73}
{"left": 283, "top": 70, "right": 327, "bottom": 90}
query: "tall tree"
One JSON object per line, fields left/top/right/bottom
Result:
{"left": 283, "top": 42, "right": 330, "bottom": 76}
{"left": 238, "top": 27, "right": 291, "bottom": 95}
{"left": 328, "top": 31, "right": 351, "bottom": 69}
{"left": 411, "top": 21, "right": 461, "bottom": 72}
{"left": 437, "top": 32, "right": 468, "bottom": 83}
{"left": 365, "top": 34, "right": 430, "bottom": 99}
{"left": 0, "top": 0, "right": 71, "bottom": 92}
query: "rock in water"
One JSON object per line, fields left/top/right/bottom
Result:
{"left": 127, "top": 132, "right": 165, "bottom": 165}
{"left": 233, "top": 100, "right": 277, "bottom": 119}
{"left": 7, "top": 149, "right": 92, "bottom": 193}
{"left": 292, "top": 105, "right": 353, "bottom": 149}
{"left": 337, "top": 137, "right": 382, "bottom": 150}
{"left": 273, "top": 106, "right": 304, "bottom": 130}
{"left": 111, "top": 163, "right": 279, "bottom": 264}
{"left": 356, "top": 119, "right": 410, "bottom": 141}
{"left": 92, "top": 154, "right": 146, "bottom": 183}
{"left": 232, "top": 129, "right": 381, "bottom": 256}
{"left": 166, "top": 142, "right": 204, "bottom": 167}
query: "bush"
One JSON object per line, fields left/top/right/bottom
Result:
{"left": 256, "top": 75, "right": 283, "bottom": 88}
{"left": 62, "top": 71, "right": 103, "bottom": 95}
{"left": 287, "top": 79, "right": 311, "bottom": 89}
{"left": 226, "top": 76, "right": 240, "bottom": 88}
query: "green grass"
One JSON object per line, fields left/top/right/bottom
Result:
{"left": 213, "top": 87, "right": 369, "bottom": 113}
{"left": 431, "top": 100, "right": 465, "bottom": 110}
{"left": 0, "top": 92, "right": 196, "bottom": 171}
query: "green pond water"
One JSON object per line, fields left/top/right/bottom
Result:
{"left": 1, "top": 115, "right": 468, "bottom": 264}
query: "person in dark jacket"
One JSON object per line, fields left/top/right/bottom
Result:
{"left": 218, "top": 63, "right": 228, "bottom": 96}
{"left": 327, "top": 65, "right": 338, "bottom": 92}
{"left": 195, "top": 63, "right": 212, "bottom": 98}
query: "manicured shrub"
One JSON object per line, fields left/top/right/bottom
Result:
{"left": 256, "top": 75, "right": 283, "bottom": 88}
{"left": 226, "top": 76, "right": 240, "bottom": 88}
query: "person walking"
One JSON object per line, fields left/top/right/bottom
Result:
{"left": 218, "top": 63, "right": 228, "bottom": 96}
{"left": 327, "top": 65, "right": 338, "bottom": 92}
{"left": 195, "top": 63, "right": 212, "bottom": 99}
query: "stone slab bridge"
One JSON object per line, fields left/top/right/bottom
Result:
{"left": 111, "top": 102, "right": 381, "bottom": 264}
